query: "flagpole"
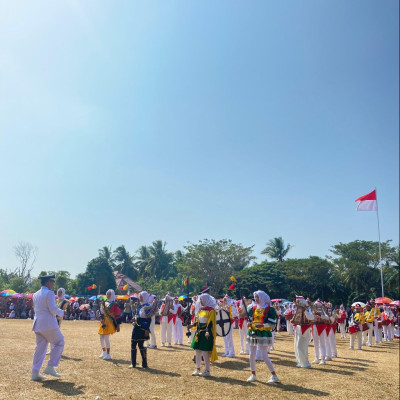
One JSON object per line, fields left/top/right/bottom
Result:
{"left": 375, "top": 187, "right": 384, "bottom": 297}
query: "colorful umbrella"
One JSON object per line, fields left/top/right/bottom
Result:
{"left": 79, "top": 304, "right": 91, "bottom": 310}
{"left": 375, "top": 297, "right": 393, "bottom": 304}
{"left": 24, "top": 293, "right": 34, "bottom": 299}
{"left": 390, "top": 300, "right": 400, "bottom": 306}
{"left": 116, "top": 295, "right": 129, "bottom": 300}
{"left": 11, "top": 293, "right": 23, "bottom": 298}
{"left": 130, "top": 293, "right": 139, "bottom": 299}
{"left": 178, "top": 295, "right": 188, "bottom": 300}
{"left": 1, "top": 290, "right": 16, "bottom": 296}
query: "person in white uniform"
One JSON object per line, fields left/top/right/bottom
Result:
{"left": 171, "top": 297, "right": 184, "bottom": 345}
{"left": 31, "top": 274, "right": 65, "bottom": 381}
{"left": 145, "top": 295, "right": 157, "bottom": 349}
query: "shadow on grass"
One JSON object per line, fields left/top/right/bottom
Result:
{"left": 259, "top": 381, "right": 330, "bottom": 396}
{"left": 110, "top": 358, "right": 131, "bottom": 366}
{"left": 136, "top": 367, "right": 181, "bottom": 377}
{"left": 204, "top": 375, "right": 249, "bottom": 386}
{"left": 61, "top": 355, "right": 82, "bottom": 361}
{"left": 41, "top": 381, "right": 85, "bottom": 396}
{"left": 214, "top": 359, "right": 248, "bottom": 369}
{"left": 338, "top": 356, "right": 376, "bottom": 363}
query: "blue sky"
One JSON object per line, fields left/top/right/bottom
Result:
{"left": 0, "top": 1, "right": 398, "bottom": 278}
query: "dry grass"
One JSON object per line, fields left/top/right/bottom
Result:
{"left": 0, "top": 319, "right": 398, "bottom": 400}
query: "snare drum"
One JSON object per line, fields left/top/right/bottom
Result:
{"left": 349, "top": 324, "right": 360, "bottom": 334}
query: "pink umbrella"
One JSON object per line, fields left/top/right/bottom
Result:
{"left": 390, "top": 300, "right": 400, "bottom": 306}
{"left": 11, "top": 293, "right": 23, "bottom": 298}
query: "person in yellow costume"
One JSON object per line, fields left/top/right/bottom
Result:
{"left": 349, "top": 304, "right": 365, "bottom": 350}
{"left": 190, "top": 293, "right": 217, "bottom": 377}
{"left": 363, "top": 303, "right": 374, "bottom": 347}
{"left": 369, "top": 299, "right": 382, "bottom": 344}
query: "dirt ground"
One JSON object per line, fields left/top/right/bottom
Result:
{"left": 0, "top": 319, "right": 398, "bottom": 400}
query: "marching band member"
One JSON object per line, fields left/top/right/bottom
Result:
{"left": 246, "top": 290, "right": 280, "bottom": 383}
{"left": 337, "top": 305, "right": 347, "bottom": 338}
{"left": 325, "top": 303, "right": 337, "bottom": 359}
{"left": 349, "top": 303, "right": 364, "bottom": 350}
{"left": 221, "top": 295, "right": 237, "bottom": 358}
{"left": 98, "top": 289, "right": 121, "bottom": 360}
{"left": 274, "top": 302, "right": 282, "bottom": 335}
{"left": 187, "top": 295, "right": 199, "bottom": 343}
{"left": 130, "top": 291, "right": 152, "bottom": 368}
{"left": 145, "top": 294, "right": 157, "bottom": 349}
{"left": 191, "top": 293, "right": 218, "bottom": 377}
{"left": 311, "top": 299, "right": 328, "bottom": 364}
{"left": 292, "top": 296, "right": 314, "bottom": 368}
{"left": 382, "top": 306, "right": 394, "bottom": 341}
{"left": 31, "top": 275, "right": 65, "bottom": 381}
{"left": 159, "top": 294, "right": 173, "bottom": 347}
{"left": 369, "top": 299, "right": 381, "bottom": 344}
{"left": 363, "top": 303, "right": 374, "bottom": 347}
{"left": 284, "top": 303, "right": 294, "bottom": 334}
{"left": 171, "top": 297, "right": 184, "bottom": 345}
{"left": 238, "top": 298, "right": 249, "bottom": 355}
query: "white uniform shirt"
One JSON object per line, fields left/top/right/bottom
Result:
{"left": 32, "top": 286, "right": 64, "bottom": 332}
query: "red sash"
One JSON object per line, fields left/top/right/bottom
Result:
{"left": 315, "top": 324, "right": 326, "bottom": 336}
{"left": 238, "top": 317, "right": 248, "bottom": 329}
{"left": 301, "top": 325, "right": 312, "bottom": 335}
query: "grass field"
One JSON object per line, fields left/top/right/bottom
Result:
{"left": 0, "top": 319, "right": 398, "bottom": 400}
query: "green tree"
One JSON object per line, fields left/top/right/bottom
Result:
{"left": 146, "top": 241, "right": 176, "bottom": 281}
{"left": 55, "top": 271, "right": 71, "bottom": 291}
{"left": 113, "top": 245, "right": 138, "bottom": 280}
{"left": 261, "top": 237, "right": 292, "bottom": 262}
{"left": 9, "top": 276, "right": 28, "bottom": 293}
{"left": 98, "top": 246, "right": 116, "bottom": 269}
{"left": 178, "top": 239, "right": 255, "bottom": 297}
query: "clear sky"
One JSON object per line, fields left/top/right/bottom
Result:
{"left": 0, "top": 1, "right": 398, "bottom": 278}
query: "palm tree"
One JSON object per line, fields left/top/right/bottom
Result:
{"left": 136, "top": 245, "right": 151, "bottom": 277}
{"left": 98, "top": 246, "right": 115, "bottom": 269}
{"left": 113, "top": 245, "right": 138, "bottom": 280}
{"left": 261, "top": 237, "right": 292, "bottom": 262}
{"left": 146, "top": 240, "right": 174, "bottom": 280}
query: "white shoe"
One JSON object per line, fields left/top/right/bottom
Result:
{"left": 192, "top": 369, "right": 201, "bottom": 376}
{"left": 43, "top": 365, "right": 61, "bottom": 377}
{"left": 239, "top": 351, "right": 245, "bottom": 354}
{"left": 302, "top": 364, "right": 312, "bottom": 369}
{"left": 46, "top": 350, "right": 51, "bottom": 355}
{"left": 311, "top": 359, "right": 319, "bottom": 364}
{"left": 319, "top": 360, "right": 326, "bottom": 365}
{"left": 161, "top": 343, "right": 165, "bottom": 347}
{"left": 31, "top": 372, "right": 46, "bottom": 381}
{"left": 103, "top": 354, "right": 111, "bottom": 360}
{"left": 296, "top": 363, "right": 301, "bottom": 368}
{"left": 268, "top": 374, "right": 279, "bottom": 383}
{"left": 221, "top": 353, "right": 228, "bottom": 357}
{"left": 247, "top": 374, "right": 257, "bottom": 382}
{"left": 99, "top": 351, "right": 106, "bottom": 358}
{"left": 167, "top": 343, "right": 172, "bottom": 347}
{"left": 200, "top": 370, "right": 211, "bottom": 377}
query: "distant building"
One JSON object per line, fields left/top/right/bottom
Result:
{"left": 113, "top": 271, "right": 142, "bottom": 293}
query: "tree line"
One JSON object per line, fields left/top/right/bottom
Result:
{"left": 0, "top": 238, "right": 398, "bottom": 305}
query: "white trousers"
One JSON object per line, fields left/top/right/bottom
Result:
{"left": 146, "top": 316, "right": 157, "bottom": 347}
{"left": 312, "top": 327, "right": 327, "bottom": 360}
{"left": 160, "top": 317, "right": 172, "bottom": 345}
{"left": 326, "top": 329, "right": 337, "bottom": 357}
{"left": 388, "top": 324, "right": 394, "bottom": 340}
{"left": 239, "top": 321, "right": 249, "bottom": 353}
{"left": 294, "top": 325, "right": 312, "bottom": 367}
{"left": 249, "top": 345, "right": 274, "bottom": 373}
{"left": 339, "top": 323, "right": 346, "bottom": 338}
{"left": 287, "top": 321, "right": 294, "bottom": 335}
{"left": 349, "top": 331, "right": 362, "bottom": 349}
{"left": 173, "top": 318, "right": 183, "bottom": 344}
{"left": 32, "top": 328, "right": 64, "bottom": 373}
{"left": 99, "top": 334, "right": 110, "bottom": 349}
{"left": 362, "top": 323, "right": 373, "bottom": 346}
{"left": 373, "top": 320, "right": 381, "bottom": 343}
{"left": 223, "top": 328, "right": 235, "bottom": 356}
{"left": 195, "top": 349, "right": 210, "bottom": 371}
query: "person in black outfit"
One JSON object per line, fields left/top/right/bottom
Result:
{"left": 130, "top": 291, "right": 152, "bottom": 368}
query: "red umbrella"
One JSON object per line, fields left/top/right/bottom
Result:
{"left": 375, "top": 297, "right": 393, "bottom": 304}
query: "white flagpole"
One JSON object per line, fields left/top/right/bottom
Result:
{"left": 375, "top": 187, "right": 384, "bottom": 297}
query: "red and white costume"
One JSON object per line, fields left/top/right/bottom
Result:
{"left": 292, "top": 296, "right": 314, "bottom": 368}
{"left": 284, "top": 304, "right": 295, "bottom": 334}
{"left": 337, "top": 305, "right": 347, "bottom": 338}
{"left": 311, "top": 299, "right": 328, "bottom": 364}
{"left": 382, "top": 306, "right": 394, "bottom": 341}
{"left": 159, "top": 295, "right": 173, "bottom": 346}
{"left": 325, "top": 303, "right": 337, "bottom": 359}
{"left": 237, "top": 299, "right": 249, "bottom": 354}
{"left": 171, "top": 297, "right": 183, "bottom": 345}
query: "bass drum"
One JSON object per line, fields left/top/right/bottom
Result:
{"left": 216, "top": 309, "right": 232, "bottom": 337}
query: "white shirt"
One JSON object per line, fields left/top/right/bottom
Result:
{"left": 32, "top": 286, "right": 64, "bottom": 332}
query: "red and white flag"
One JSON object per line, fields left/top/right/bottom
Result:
{"left": 355, "top": 189, "right": 377, "bottom": 211}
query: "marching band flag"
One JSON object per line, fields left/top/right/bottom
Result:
{"left": 355, "top": 189, "right": 377, "bottom": 211}
{"left": 183, "top": 277, "right": 189, "bottom": 286}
